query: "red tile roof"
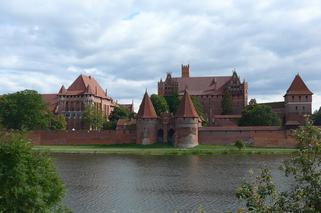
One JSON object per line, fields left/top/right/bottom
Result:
{"left": 173, "top": 76, "right": 232, "bottom": 95}
{"left": 286, "top": 74, "right": 313, "bottom": 95}
{"left": 176, "top": 90, "right": 199, "bottom": 118}
{"left": 61, "top": 74, "right": 108, "bottom": 98}
{"left": 42, "top": 94, "right": 58, "bottom": 113}
{"left": 137, "top": 92, "right": 157, "bottom": 119}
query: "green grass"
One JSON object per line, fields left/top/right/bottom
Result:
{"left": 33, "top": 143, "right": 298, "bottom": 155}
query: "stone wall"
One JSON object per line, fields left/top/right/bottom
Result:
{"left": 199, "top": 126, "right": 297, "bottom": 148}
{"left": 28, "top": 129, "right": 136, "bottom": 145}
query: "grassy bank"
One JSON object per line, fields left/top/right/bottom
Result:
{"left": 33, "top": 144, "right": 297, "bottom": 155}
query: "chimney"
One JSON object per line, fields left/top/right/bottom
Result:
{"left": 181, "top": 64, "right": 190, "bottom": 78}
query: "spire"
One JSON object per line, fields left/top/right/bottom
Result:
{"left": 58, "top": 85, "right": 66, "bottom": 94}
{"left": 286, "top": 74, "right": 313, "bottom": 95}
{"left": 137, "top": 91, "right": 157, "bottom": 119}
{"left": 176, "top": 90, "right": 198, "bottom": 118}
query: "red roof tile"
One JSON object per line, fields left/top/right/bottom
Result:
{"left": 173, "top": 76, "right": 232, "bottom": 95}
{"left": 176, "top": 90, "right": 199, "bottom": 118}
{"left": 65, "top": 75, "right": 108, "bottom": 98}
{"left": 286, "top": 74, "right": 313, "bottom": 95}
{"left": 42, "top": 94, "right": 58, "bottom": 113}
{"left": 137, "top": 92, "right": 157, "bottom": 119}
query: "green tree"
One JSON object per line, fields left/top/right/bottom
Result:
{"left": 191, "top": 96, "right": 208, "bottom": 125}
{"left": 165, "top": 93, "right": 180, "bottom": 114}
{"left": 221, "top": 87, "right": 233, "bottom": 115}
{"left": 0, "top": 90, "right": 50, "bottom": 130}
{"left": 312, "top": 107, "right": 321, "bottom": 126}
{"left": 0, "top": 132, "right": 67, "bottom": 212}
{"left": 236, "top": 120, "right": 321, "bottom": 212}
{"left": 49, "top": 114, "right": 67, "bottom": 130}
{"left": 109, "top": 106, "right": 131, "bottom": 122}
{"left": 83, "top": 104, "right": 105, "bottom": 130}
{"left": 150, "top": 94, "right": 169, "bottom": 115}
{"left": 104, "top": 106, "right": 132, "bottom": 130}
{"left": 238, "top": 104, "right": 281, "bottom": 126}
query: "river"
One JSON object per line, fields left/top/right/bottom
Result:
{"left": 52, "top": 154, "right": 291, "bottom": 213}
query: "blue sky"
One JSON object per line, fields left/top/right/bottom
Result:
{"left": 0, "top": 0, "right": 321, "bottom": 111}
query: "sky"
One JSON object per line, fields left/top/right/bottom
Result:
{"left": 0, "top": 0, "right": 321, "bottom": 111}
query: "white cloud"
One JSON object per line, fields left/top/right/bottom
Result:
{"left": 0, "top": 0, "right": 320, "bottom": 110}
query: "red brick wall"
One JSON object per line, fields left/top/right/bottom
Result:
{"left": 199, "top": 126, "right": 297, "bottom": 148}
{"left": 28, "top": 130, "right": 136, "bottom": 145}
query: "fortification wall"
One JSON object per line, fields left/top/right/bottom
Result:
{"left": 28, "top": 130, "right": 136, "bottom": 145}
{"left": 199, "top": 126, "right": 297, "bottom": 148}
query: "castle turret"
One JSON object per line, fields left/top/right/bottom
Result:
{"left": 175, "top": 90, "right": 199, "bottom": 148}
{"left": 284, "top": 74, "right": 313, "bottom": 126}
{"left": 136, "top": 91, "right": 158, "bottom": 145}
{"left": 181, "top": 64, "right": 190, "bottom": 78}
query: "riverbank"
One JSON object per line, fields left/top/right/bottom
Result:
{"left": 33, "top": 144, "right": 297, "bottom": 155}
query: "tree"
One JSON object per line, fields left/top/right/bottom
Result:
{"left": 49, "top": 114, "right": 67, "bottom": 130}
{"left": 150, "top": 94, "right": 169, "bottom": 116}
{"left": 221, "top": 87, "right": 233, "bottom": 115}
{"left": 236, "top": 120, "right": 321, "bottom": 212}
{"left": 234, "top": 140, "right": 245, "bottom": 150}
{"left": 0, "top": 132, "right": 67, "bottom": 212}
{"left": 0, "top": 90, "right": 50, "bottom": 130}
{"left": 312, "top": 107, "right": 321, "bottom": 126}
{"left": 165, "top": 93, "right": 180, "bottom": 114}
{"left": 83, "top": 104, "right": 105, "bottom": 130}
{"left": 191, "top": 96, "right": 208, "bottom": 125}
{"left": 238, "top": 104, "right": 281, "bottom": 126}
{"left": 104, "top": 106, "right": 133, "bottom": 130}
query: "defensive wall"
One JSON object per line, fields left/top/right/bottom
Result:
{"left": 28, "top": 126, "right": 298, "bottom": 148}
{"left": 199, "top": 126, "right": 296, "bottom": 148}
{"left": 29, "top": 129, "right": 136, "bottom": 145}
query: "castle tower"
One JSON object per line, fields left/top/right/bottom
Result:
{"left": 136, "top": 91, "right": 158, "bottom": 145}
{"left": 181, "top": 64, "right": 190, "bottom": 78}
{"left": 284, "top": 74, "right": 313, "bottom": 125}
{"left": 175, "top": 90, "right": 199, "bottom": 148}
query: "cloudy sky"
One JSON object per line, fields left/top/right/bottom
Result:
{"left": 0, "top": 0, "right": 321, "bottom": 111}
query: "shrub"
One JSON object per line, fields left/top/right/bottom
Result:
{"left": 0, "top": 132, "right": 68, "bottom": 212}
{"left": 234, "top": 140, "right": 245, "bottom": 150}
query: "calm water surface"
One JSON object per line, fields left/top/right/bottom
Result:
{"left": 52, "top": 154, "right": 291, "bottom": 213}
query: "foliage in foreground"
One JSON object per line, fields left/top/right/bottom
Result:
{"left": 236, "top": 121, "right": 321, "bottom": 212}
{"left": 0, "top": 132, "right": 68, "bottom": 212}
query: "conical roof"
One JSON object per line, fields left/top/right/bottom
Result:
{"left": 137, "top": 91, "right": 157, "bottom": 119}
{"left": 176, "top": 90, "right": 198, "bottom": 118}
{"left": 286, "top": 74, "right": 313, "bottom": 95}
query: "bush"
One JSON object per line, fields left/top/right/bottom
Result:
{"left": 0, "top": 132, "right": 68, "bottom": 212}
{"left": 234, "top": 140, "right": 245, "bottom": 150}
{"left": 239, "top": 104, "right": 281, "bottom": 126}
{"left": 236, "top": 120, "right": 321, "bottom": 212}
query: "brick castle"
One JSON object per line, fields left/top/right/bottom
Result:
{"left": 39, "top": 65, "right": 313, "bottom": 148}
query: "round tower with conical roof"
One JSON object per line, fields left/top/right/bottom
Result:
{"left": 175, "top": 90, "right": 199, "bottom": 148}
{"left": 136, "top": 91, "right": 158, "bottom": 145}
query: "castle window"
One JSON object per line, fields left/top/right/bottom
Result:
{"left": 296, "top": 106, "right": 298, "bottom": 110}
{"left": 303, "top": 106, "right": 305, "bottom": 111}
{"left": 292, "top": 96, "right": 294, "bottom": 100}
{"left": 299, "top": 96, "right": 301, "bottom": 101}
{"left": 306, "top": 95, "right": 308, "bottom": 100}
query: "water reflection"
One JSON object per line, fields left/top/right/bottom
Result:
{"left": 52, "top": 154, "right": 290, "bottom": 213}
